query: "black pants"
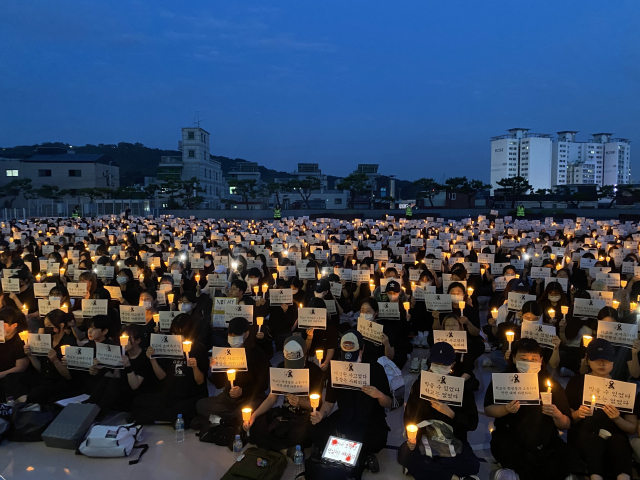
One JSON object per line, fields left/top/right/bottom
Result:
{"left": 491, "top": 427, "right": 586, "bottom": 480}
{"left": 397, "top": 440, "right": 480, "bottom": 480}
{"left": 88, "top": 376, "right": 136, "bottom": 413}
{"left": 132, "top": 391, "right": 206, "bottom": 428}
{"left": 574, "top": 429, "right": 632, "bottom": 478}
{"left": 312, "top": 412, "right": 389, "bottom": 458}
{"left": 250, "top": 408, "right": 314, "bottom": 452}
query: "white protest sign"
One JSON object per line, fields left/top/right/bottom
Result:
{"left": 0, "top": 278, "right": 20, "bottom": 293}
{"left": 330, "top": 360, "right": 370, "bottom": 390}
{"left": 27, "top": 333, "right": 51, "bottom": 356}
{"left": 378, "top": 302, "right": 400, "bottom": 319}
{"left": 357, "top": 317, "right": 384, "bottom": 346}
{"left": 492, "top": 372, "right": 540, "bottom": 405}
{"left": 224, "top": 304, "right": 253, "bottom": 325}
{"left": 212, "top": 297, "right": 237, "bottom": 328}
{"left": 433, "top": 330, "right": 467, "bottom": 353}
{"left": 158, "top": 311, "right": 178, "bottom": 331}
{"left": 150, "top": 334, "right": 184, "bottom": 359}
{"left": 597, "top": 321, "right": 638, "bottom": 348}
{"left": 507, "top": 293, "right": 537, "bottom": 312}
{"left": 424, "top": 293, "right": 453, "bottom": 312}
{"left": 82, "top": 299, "right": 108, "bottom": 317}
{"left": 582, "top": 374, "right": 637, "bottom": 413}
{"left": 270, "top": 288, "right": 293, "bottom": 306}
{"left": 298, "top": 307, "right": 327, "bottom": 330}
{"left": 65, "top": 346, "right": 94, "bottom": 370}
{"left": 66, "top": 282, "right": 88, "bottom": 298}
{"left": 521, "top": 322, "right": 556, "bottom": 348}
{"left": 38, "top": 299, "right": 60, "bottom": 317}
{"left": 269, "top": 367, "right": 310, "bottom": 396}
{"left": 322, "top": 436, "right": 363, "bottom": 467}
{"left": 96, "top": 342, "right": 124, "bottom": 368}
{"left": 588, "top": 290, "right": 614, "bottom": 307}
{"left": 573, "top": 298, "right": 606, "bottom": 318}
{"left": 210, "top": 346, "right": 248, "bottom": 372}
{"left": 119, "top": 305, "right": 146, "bottom": 324}
{"left": 419, "top": 371, "right": 465, "bottom": 407}
{"left": 34, "top": 283, "right": 57, "bottom": 298}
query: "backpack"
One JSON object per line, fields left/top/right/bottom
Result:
{"left": 78, "top": 424, "right": 147, "bottom": 464}
{"left": 198, "top": 416, "right": 245, "bottom": 450}
{"left": 9, "top": 403, "right": 58, "bottom": 442}
{"left": 377, "top": 356, "right": 405, "bottom": 409}
{"left": 416, "top": 419, "right": 463, "bottom": 458}
{"left": 221, "top": 447, "right": 287, "bottom": 480}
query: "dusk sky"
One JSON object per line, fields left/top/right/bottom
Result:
{"left": 1, "top": 0, "right": 639, "bottom": 181}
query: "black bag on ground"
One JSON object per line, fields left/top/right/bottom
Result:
{"left": 302, "top": 456, "right": 364, "bottom": 480}
{"left": 198, "top": 416, "right": 245, "bottom": 450}
{"left": 221, "top": 447, "right": 287, "bottom": 480}
{"left": 9, "top": 403, "right": 58, "bottom": 442}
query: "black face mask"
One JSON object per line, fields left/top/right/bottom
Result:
{"left": 43, "top": 327, "right": 55, "bottom": 335}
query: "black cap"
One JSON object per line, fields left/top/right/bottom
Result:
{"left": 227, "top": 317, "right": 249, "bottom": 335}
{"left": 587, "top": 338, "right": 615, "bottom": 362}
{"left": 247, "top": 267, "right": 262, "bottom": 278}
{"left": 315, "top": 279, "right": 331, "bottom": 293}
{"left": 385, "top": 280, "right": 401, "bottom": 293}
{"left": 430, "top": 342, "right": 456, "bottom": 365}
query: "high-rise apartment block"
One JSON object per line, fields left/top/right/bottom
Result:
{"left": 491, "top": 128, "right": 631, "bottom": 191}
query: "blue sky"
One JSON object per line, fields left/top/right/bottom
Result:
{"left": 1, "top": 0, "right": 639, "bottom": 181}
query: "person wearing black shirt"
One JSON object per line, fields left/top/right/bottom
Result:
{"left": 301, "top": 297, "right": 337, "bottom": 373}
{"left": 399, "top": 342, "right": 480, "bottom": 480}
{"left": 132, "top": 314, "right": 208, "bottom": 428}
{"left": 566, "top": 338, "right": 638, "bottom": 480}
{"left": 244, "top": 336, "right": 324, "bottom": 455}
{"left": 196, "top": 317, "right": 269, "bottom": 421}
{"left": 484, "top": 338, "right": 586, "bottom": 480}
{"left": 0, "top": 306, "right": 29, "bottom": 401}
{"left": 310, "top": 330, "right": 392, "bottom": 473}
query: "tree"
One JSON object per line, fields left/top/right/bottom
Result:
{"left": 413, "top": 178, "right": 443, "bottom": 207}
{"left": 285, "top": 176, "right": 322, "bottom": 209}
{"left": 496, "top": 176, "right": 532, "bottom": 208}
{"left": 177, "top": 177, "right": 206, "bottom": 209}
{"left": 143, "top": 183, "right": 162, "bottom": 199}
{"left": 336, "top": 172, "right": 369, "bottom": 208}
{"left": 458, "top": 179, "right": 492, "bottom": 208}
{"left": 598, "top": 185, "right": 617, "bottom": 208}
{"left": 266, "top": 182, "right": 288, "bottom": 207}
{"left": 2, "top": 179, "right": 33, "bottom": 208}
{"left": 78, "top": 187, "right": 109, "bottom": 203}
{"left": 534, "top": 188, "right": 552, "bottom": 208}
{"left": 228, "top": 178, "right": 261, "bottom": 205}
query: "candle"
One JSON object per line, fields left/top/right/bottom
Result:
{"left": 506, "top": 331, "right": 514, "bottom": 351}
{"left": 262, "top": 284, "right": 268, "bottom": 294}
{"left": 120, "top": 334, "right": 129, "bottom": 355}
{"left": 548, "top": 308, "right": 555, "bottom": 318}
{"left": 227, "top": 369, "right": 236, "bottom": 387}
{"left": 253, "top": 285, "right": 259, "bottom": 295}
{"left": 406, "top": 424, "right": 418, "bottom": 442}
{"left": 59, "top": 267, "right": 65, "bottom": 276}
{"left": 36, "top": 273, "right": 41, "bottom": 282}
{"left": 316, "top": 349, "right": 324, "bottom": 362}
{"left": 195, "top": 273, "right": 200, "bottom": 282}
{"left": 317, "top": 273, "right": 322, "bottom": 280}
{"left": 547, "top": 380, "right": 552, "bottom": 393}
{"left": 467, "top": 287, "right": 474, "bottom": 296}
{"left": 60, "top": 345, "right": 67, "bottom": 356}
{"left": 458, "top": 300, "right": 465, "bottom": 316}
{"left": 613, "top": 300, "right": 620, "bottom": 309}
{"left": 583, "top": 335, "right": 593, "bottom": 347}
{"left": 631, "top": 302, "right": 638, "bottom": 311}
{"left": 19, "top": 330, "right": 29, "bottom": 344}
{"left": 257, "top": 317, "right": 263, "bottom": 332}
{"left": 491, "top": 308, "right": 498, "bottom": 319}
{"left": 183, "top": 340, "right": 192, "bottom": 360}
{"left": 561, "top": 306, "right": 569, "bottom": 316}
{"left": 61, "top": 304, "right": 68, "bottom": 313}
{"left": 352, "top": 259, "right": 356, "bottom": 265}
{"left": 403, "top": 301, "right": 410, "bottom": 311}
{"left": 481, "top": 268, "right": 485, "bottom": 275}
{"left": 241, "top": 407, "right": 252, "bottom": 422}
{"left": 310, "top": 394, "right": 320, "bottom": 413}
{"left": 167, "top": 293, "right": 174, "bottom": 304}
{"left": 22, "top": 304, "right": 28, "bottom": 313}
{"left": 591, "top": 394, "right": 596, "bottom": 413}
{"left": 153, "top": 313, "right": 159, "bottom": 324}
{"left": 621, "top": 280, "right": 628, "bottom": 288}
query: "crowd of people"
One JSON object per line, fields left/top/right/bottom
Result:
{"left": 1, "top": 212, "right": 640, "bottom": 480}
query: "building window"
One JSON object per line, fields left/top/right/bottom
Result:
{"left": 188, "top": 131, "right": 195, "bottom": 139}
{"left": 188, "top": 150, "right": 195, "bottom": 158}
{"left": 5, "top": 169, "right": 18, "bottom": 177}
{"left": 38, "top": 169, "right": 52, "bottom": 177}
{"left": 68, "top": 170, "right": 82, "bottom": 177}
{"left": 334, "top": 198, "right": 342, "bottom": 204}
{"left": 450, "top": 193, "right": 457, "bottom": 200}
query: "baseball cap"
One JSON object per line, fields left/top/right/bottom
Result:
{"left": 283, "top": 336, "right": 306, "bottom": 369}
{"left": 315, "top": 279, "right": 331, "bottom": 294}
{"left": 587, "top": 338, "right": 615, "bottom": 362}
{"left": 430, "top": 342, "right": 456, "bottom": 365}
{"left": 227, "top": 317, "right": 249, "bottom": 335}
{"left": 214, "top": 264, "right": 227, "bottom": 274}
{"left": 340, "top": 329, "right": 364, "bottom": 361}
{"left": 385, "top": 280, "right": 401, "bottom": 293}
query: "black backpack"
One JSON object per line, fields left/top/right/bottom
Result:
{"left": 9, "top": 403, "right": 58, "bottom": 442}
{"left": 198, "top": 416, "right": 245, "bottom": 450}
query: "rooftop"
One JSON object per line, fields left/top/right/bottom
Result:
{"left": 23, "top": 154, "right": 114, "bottom": 165}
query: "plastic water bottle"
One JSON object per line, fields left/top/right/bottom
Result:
{"left": 233, "top": 434, "right": 243, "bottom": 453}
{"left": 175, "top": 414, "right": 185, "bottom": 442}
{"left": 293, "top": 445, "right": 304, "bottom": 475}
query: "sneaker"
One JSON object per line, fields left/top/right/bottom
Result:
{"left": 411, "top": 336, "right": 422, "bottom": 347}
{"left": 409, "top": 357, "right": 420, "bottom": 373}
{"left": 560, "top": 367, "right": 575, "bottom": 377}
{"left": 363, "top": 453, "right": 380, "bottom": 473}
{"left": 493, "top": 468, "right": 520, "bottom": 480}
{"left": 482, "top": 357, "right": 494, "bottom": 368}
{"left": 420, "top": 359, "right": 429, "bottom": 371}
{"left": 484, "top": 342, "right": 492, "bottom": 353}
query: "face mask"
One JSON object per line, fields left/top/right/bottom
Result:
{"left": 116, "top": 276, "right": 127, "bottom": 285}
{"left": 171, "top": 270, "right": 180, "bottom": 275}
{"left": 430, "top": 364, "right": 451, "bottom": 375}
{"left": 247, "top": 278, "right": 258, "bottom": 286}
{"left": 142, "top": 301, "right": 153, "bottom": 310}
{"left": 516, "top": 360, "right": 542, "bottom": 374}
{"left": 50, "top": 296, "right": 61, "bottom": 302}
{"left": 420, "top": 281, "right": 431, "bottom": 287}
{"left": 361, "top": 313, "right": 374, "bottom": 321}
{"left": 179, "top": 303, "right": 192, "bottom": 313}
{"left": 43, "top": 327, "right": 55, "bottom": 335}
{"left": 160, "top": 284, "right": 172, "bottom": 292}
{"left": 548, "top": 296, "right": 561, "bottom": 302}
{"left": 291, "top": 288, "right": 298, "bottom": 295}
{"left": 451, "top": 294, "right": 464, "bottom": 303}
{"left": 204, "top": 260, "right": 212, "bottom": 267}
{"left": 228, "top": 336, "right": 244, "bottom": 348}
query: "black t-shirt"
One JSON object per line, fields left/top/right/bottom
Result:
{"left": 157, "top": 340, "right": 208, "bottom": 398}
{"left": 123, "top": 350, "right": 155, "bottom": 394}
{"left": 565, "top": 373, "right": 640, "bottom": 441}
{"left": 362, "top": 321, "right": 397, "bottom": 363}
{"left": 484, "top": 372, "right": 570, "bottom": 451}
{"left": 17, "top": 288, "right": 38, "bottom": 314}
{"left": 277, "top": 360, "right": 324, "bottom": 414}
{"left": 304, "top": 323, "right": 339, "bottom": 360}
{"left": 324, "top": 360, "right": 391, "bottom": 428}
{"left": 0, "top": 333, "right": 27, "bottom": 373}
{"left": 41, "top": 333, "right": 77, "bottom": 379}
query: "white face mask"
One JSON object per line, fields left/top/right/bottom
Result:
{"left": 204, "top": 260, "right": 212, "bottom": 267}
{"left": 50, "top": 296, "right": 61, "bottom": 302}
{"left": 420, "top": 281, "right": 431, "bottom": 287}
{"left": 228, "top": 336, "right": 244, "bottom": 348}
{"left": 142, "top": 301, "right": 153, "bottom": 310}
{"left": 516, "top": 360, "right": 542, "bottom": 374}
{"left": 160, "top": 284, "right": 172, "bottom": 292}
{"left": 361, "top": 313, "right": 374, "bottom": 321}
{"left": 116, "top": 276, "right": 127, "bottom": 285}
{"left": 548, "top": 296, "right": 561, "bottom": 302}
{"left": 179, "top": 303, "right": 192, "bottom": 313}
{"left": 247, "top": 278, "right": 258, "bottom": 286}
{"left": 451, "top": 294, "right": 464, "bottom": 303}
{"left": 430, "top": 363, "right": 451, "bottom": 375}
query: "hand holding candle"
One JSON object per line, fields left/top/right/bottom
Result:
{"left": 120, "top": 334, "right": 129, "bottom": 355}
{"left": 310, "top": 393, "right": 320, "bottom": 413}
{"left": 19, "top": 330, "right": 29, "bottom": 344}
{"left": 540, "top": 380, "right": 552, "bottom": 405}
{"left": 60, "top": 345, "right": 67, "bottom": 357}
{"left": 458, "top": 300, "right": 465, "bottom": 316}
{"left": 316, "top": 349, "right": 324, "bottom": 363}
{"left": 257, "top": 317, "right": 263, "bottom": 332}
{"left": 261, "top": 284, "right": 268, "bottom": 298}
{"left": 227, "top": 369, "right": 236, "bottom": 387}
{"left": 242, "top": 407, "right": 252, "bottom": 430}
{"left": 403, "top": 301, "right": 410, "bottom": 312}
{"left": 561, "top": 305, "right": 569, "bottom": 318}
{"left": 506, "top": 331, "right": 514, "bottom": 351}
{"left": 183, "top": 340, "right": 192, "bottom": 360}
